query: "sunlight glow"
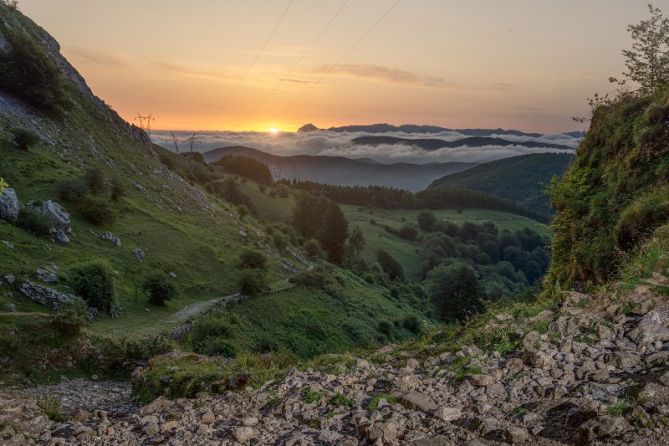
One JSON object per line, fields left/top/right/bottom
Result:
{"left": 269, "top": 127, "right": 280, "bottom": 135}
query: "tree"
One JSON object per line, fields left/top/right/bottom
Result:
{"left": 292, "top": 193, "right": 327, "bottom": 239}
{"left": 426, "top": 263, "right": 484, "bottom": 322}
{"left": 621, "top": 4, "right": 669, "bottom": 92}
{"left": 345, "top": 226, "right": 366, "bottom": 262}
{"left": 68, "top": 263, "right": 116, "bottom": 314}
{"left": 377, "top": 249, "right": 405, "bottom": 281}
{"left": 239, "top": 250, "right": 267, "bottom": 269}
{"left": 417, "top": 211, "right": 436, "bottom": 232}
{"left": 142, "top": 275, "right": 178, "bottom": 306}
{"left": 317, "top": 201, "right": 348, "bottom": 265}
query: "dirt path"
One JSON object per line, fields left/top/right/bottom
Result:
{"left": 171, "top": 293, "right": 241, "bottom": 321}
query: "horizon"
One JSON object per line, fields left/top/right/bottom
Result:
{"left": 18, "top": 0, "right": 664, "bottom": 134}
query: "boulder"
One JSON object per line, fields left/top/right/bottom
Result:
{"left": 40, "top": 200, "right": 71, "bottom": 233}
{"left": 133, "top": 248, "right": 145, "bottom": 261}
{"left": 101, "top": 231, "right": 122, "bottom": 247}
{"left": 19, "top": 281, "right": 74, "bottom": 309}
{"left": 0, "top": 188, "right": 20, "bottom": 222}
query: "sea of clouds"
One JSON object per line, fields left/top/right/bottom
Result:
{"left": 152, "top": 129, "right": 580, "bottom": 165}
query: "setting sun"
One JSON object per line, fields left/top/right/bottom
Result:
{"left": 269, "top": 127, "right": 280, "bottom": 135}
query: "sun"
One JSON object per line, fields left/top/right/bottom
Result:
{"left": 268, "top": 127, "right": 280, "bottom": 135}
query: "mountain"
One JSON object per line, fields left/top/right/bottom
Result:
{"left": 351, "top": 135, "right": 575, "bottom": 151}
{"left": 297, "top": 123, "right": 319, "bottom": 132}
{"left": 428, "top": 153, "right": 575, "bottom": 216}
{"left": 202, "top": 146, "right": 475, "bottom": 191}
{"left": 324, "top": 123, "right": 548, "bottom": 137}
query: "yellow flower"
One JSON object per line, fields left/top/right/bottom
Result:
{"left": 0, "top": 177, "right": 8, "bottom": 193}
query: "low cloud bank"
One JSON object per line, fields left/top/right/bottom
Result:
{"left": 152, "top": 129, "right": 579, "bottom": 164}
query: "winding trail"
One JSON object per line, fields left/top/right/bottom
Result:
{"left": 172, "top": 293, "right": 241, "bottom": 322}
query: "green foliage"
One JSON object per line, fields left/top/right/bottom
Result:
{"left": 239, "top": 250, "right": 266, "bottom": 269}
{"left": 83, "top": 168, "right": 107, "bottom": 195}
{"left": 68, "top": 263, "right": 116, "bottom": 314}
{"left": 548, "top": 87, "right": 669, "bottom": 288}
{"left": 303, "top": 239, "right": 324, "bottom": 259}
{"left": 0, "top": 177, "right": 7, "bottom": 192}
{"left": 0, "top": 28, "right": 69, "bottom": 114}
{"left": 303, "top": 388, "right": 326, "bottom": 404}
{"left": 190, "top": 317, "right": 233, "bottom": 354}
{"left": 292, "top": 194, "right": 348, "bottom": 264}
{"left": 110, "top": 178, "right": 126, "bottom": 202}
{"left": 377, "top": 320, "right": 393, "bottom": 339}
{"left": 198, "top": 338, "right": 237, "bottom": 357}
{"left": 56, "top": 178, "right": 89, "bottom": 203}
{"left": 216, "top": 155, "right": 273, "bottom": 185}
{"left": 402, "top": 315, "right": 422, "bottom": 334}
{"left": 427, "top": 262, "right": 484, "bottom": 322}
{"left": 10, "top": 128, "right": 39, "bottom": 151}
{"left": 15, "top": 207, "right": 51, "bottom": 236}
{"left": 239, "top": 269, "right": 266, "bottom": 295}
{"left": 52, "top": 307, "right": 86, "bottom": 336}
{"left": 329, "top": 393, "right": 353, "bottom": 407}
{"left": 79, "top": 198, "right": 114, "bottom": 226}
{"left": 142, "top": 275, "right": 178, "bottom": 306}
{"left": 417, "top": 211, "right": 436, "bottom": 231}
{"left": 37, "top": 396, "right": 65, "bottom": 422}
{"left": 367, "top": 393, "right": 396, "bottom": 411}
{"left": 219, "top": 177, "right": 254, "bottom": 210}
{"left": 376, "top": 249, "right": 405, "bottom": 281}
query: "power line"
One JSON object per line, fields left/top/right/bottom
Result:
{"left": 203, "top": 0, "right": 296, "bottom": 130}
{"left": 275, "top": 0, "right": 401, "bottom": 121}
{"left": 232, "top": 0, "right": 351, "bottom": 129}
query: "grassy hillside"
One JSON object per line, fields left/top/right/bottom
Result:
{"left": 429, "top": 153, "right": 574, "bottom": 217}
{"left": 342, "top": 205, "right": 548, "bottom": 279}
{"left": 547, "top": 88, "right": 669, "bottom": 289}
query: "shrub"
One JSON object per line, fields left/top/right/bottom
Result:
{"left": 239, "top": 270, "right": 266, "bottom": 295}
{"left": 402, "top": 315, "right": 422, "bottom": 334}
{"left": 397, "top": 225, "right": 418, "bottom": 241}
{"left": 80, "top": 198, "right": 114, "bottom": 226}
{"left": 376, "top": 249, "right": 405, "bottom": 281}
{"left": 110, "top": 178, "right": 126, "bottom": 202}
{"left": 199, "top": 338, "right": 237, "bottom": 357}
{"left": 417, "top": 211, "right": 437, "bottom": 231}
{"left": 254, "top": 337, "right": 280, "bottom": 353}
{"left": 68, "top": 263, "right": 116, "bottom": 313}
{"left": 426, "top": 262, "right": 484, "bottom": 322}
{"left": 303, "top": 239, "right": 323, "bottom": 259}
{"left": 289, "top": 270, "right": 328, "bottom": 288}
{"left": 142, "top": 275, "right": 178, "bottom": 306}
{"left": 239, "top": 250, "right": 266, "bottom": 269}
{"left": 56, "top": 179, "right": 89, "bottom": 203}
{"left": 52, "top": 308, "right": 86, "bottom": 336}
{"left": 10, "top": 128, "right": 39, "bottom": 151}
{"left": 15, "top": 207, "right": 51, "bottom": 236}
{"left": 0, "top": 29, "right": 69, "bottom": 114}
{"left": 37, "top": 396, "right": 65, "bottom": 422}
{"left": 84, "top": 168, "right": 107, "bottom": 195}
{"left": 377, "top": 320, "right": 393, "bottom": 339}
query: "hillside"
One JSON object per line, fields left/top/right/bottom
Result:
{"left": 0, "top": 3, "right": 425, "bottom": 379}
{"left": 429, "top": 153, "right": 574, "bottom": 216}
{"left": 202, "top": 146, "right": 474, "bottom": 191}
{"left": 351, "top": 135, "right": 575, "bottom": 152}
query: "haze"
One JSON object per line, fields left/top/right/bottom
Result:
{"left": 19, "top": 0, "right": 663, "bottom": 133}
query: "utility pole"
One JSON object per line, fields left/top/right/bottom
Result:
{"left": 134, "top": 113, "right": 156, "bottom": 138}
{"left": 170, "top": 132, "right": 180, "bottom": 154}
{"left": 186, "top": 133, "right": 201, "bottom": 174}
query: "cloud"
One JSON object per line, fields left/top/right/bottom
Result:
{"left": 279, "top": 78, "right": 314, "bottom": 84}
{"left": 306, "top": 64, "right": 460, "bottom": 90}
{"left": 67, "top": 47, "right": 130, "bottom": 68}
{"left": 152, "top": 128, "right": 580, "bottom": 165}
{"left": 149, "top": 60, "right": 237, "bottom": 82}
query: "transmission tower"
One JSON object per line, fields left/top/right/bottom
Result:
{"left": 134, "top": 113, "right": 156, "bottom": 138}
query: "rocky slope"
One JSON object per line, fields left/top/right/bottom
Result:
{"left": 3, "top": 274, "right": 669, "bottom": 445}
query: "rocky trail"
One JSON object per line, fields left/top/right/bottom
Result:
{"left": 4, "top": 282, "right": 669, "bottom": 445}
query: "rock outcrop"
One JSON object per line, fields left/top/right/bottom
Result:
{"left": 0, "top": 187, "right": 20, "bottom": 222}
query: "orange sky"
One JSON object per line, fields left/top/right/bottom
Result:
{"left": 19, "top": 0, "right": 664, "bottom": 133}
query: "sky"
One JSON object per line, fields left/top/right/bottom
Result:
{"left": 18, "top": 0, "right": 667, "bottom": 133}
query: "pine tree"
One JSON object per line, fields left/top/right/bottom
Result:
{"left": 317, "top": 201, "right": 348, "bottom": 265}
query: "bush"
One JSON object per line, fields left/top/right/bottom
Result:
{"left": 52, "top": 308, "right": 86, "bottom": 336}
{"left": 11, "top": 128, "right": 39, "bottom": 151}
{"left": 397, "top": 225, "right": 418, "bottom": 241}
{"left": 289, "top": 270, "right": 328, "bottom": 288}
{"left": 239, "top": 270, "right": 266, "bottom": 295}
{"left": 142, "top": 275, "right": 178, "bottom": 306}
{"left": 199, "top": 338, "right": 237, "bottom": 357}
{"left": 15, "top": 207, "right": 51, "bottom": 236}
{"left": 190, "top": 317, "right": 235, "bottom": 355}
{"left": 110, "top": 178, "right": 126, "bottom": 202}
{"left": 377, "top": 320, "right": 393, "bottom": 338}
{"left": 239, "top": 250, "right": 266, "bottom": 269}
{"left": 417, "top": 211, "right": 437, "bottom": 231}
{"left": 402, "top": 315, "right": 422, "bottom": 334}
{"left": 303, "top": 239, "right": 323, "bottom": 259}
{"left": 253, "top": 337, "right": 280, "bottom": 353}
{"left": 376, "top": 249, "right": 405, "bottom": 281}
{"left": 84, "top": 168, "right": 107, "bottom": 195}
{"left": 68, "top": 263, "right": 116, "bottom": 313}
{"left": 0, "top": 29, "right": 69, "bottom": 114}
{"left": 426, "top": 263, "right": 484, "bottom": 322}
{"left": 80, "top": 198, "right": 115, "bottom": 226}
{"left": 56, "top": 179, "right": 89, "bottom": 203}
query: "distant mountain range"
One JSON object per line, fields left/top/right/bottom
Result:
{"left": 351, "top": 135, "right": 574, "bottom": 151}
{"left": 429, "top": 152, "right": 575, "bottom": 216}
{"left": 298, "top": 122, "right": 585, "bottom": 139}
{"left": 202, "top": 146, "right": 474, "bottom": 191}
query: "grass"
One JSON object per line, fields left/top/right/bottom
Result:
{"left": 367, "top": 393, "right": 397, "bottom": 411}
{"left": 607, "top": 400, "right": 630, "bottom": 416}
{"left": 342, "top": 205, "right": 548, "bottom": 279}
{"left": 302, "top": 388, "right": 326, "bottom": 404}
{"left": 329, "top": 393, "right": 353, "bottom": 408}
{"left": 37, "top": 396, "right": 66, "bottom": 422}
